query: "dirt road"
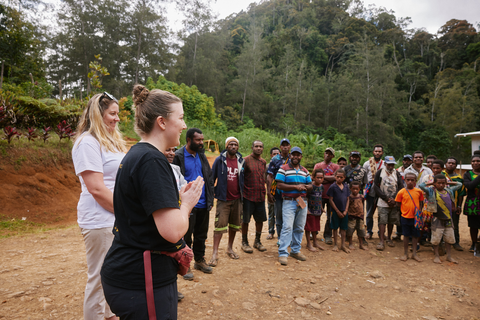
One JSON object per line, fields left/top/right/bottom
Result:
{"left": 1, "top": 214, "right": 480, "bottom": 319}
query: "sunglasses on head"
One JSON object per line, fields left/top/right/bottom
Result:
{"left": 100, "top": 91, "right": 118, "bottom": 103}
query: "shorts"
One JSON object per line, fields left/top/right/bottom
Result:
{"left": 401, "top": 217, "right": 420, "bottom": 238}
{"left": 378, "top": 207, "right": 400, "bottom": 226}
{"left": 346, "top": 218, "right": 366, "bottom": 237}
{"left": 431, "top": 217, "right": 455, "bottom": 245}
{"left": 305, "top": 214, "right": 321, "bottom": 232}
{"left": 214, "top": 198, "right": 242, "bottom": 234}
{"left": 331, "top": 211, "right": 348, "bottom": 231}
{"left": 242, "top": 199, "right": 267, "bottom": 223}
{"left": 467, "top": 215, "right": 480, "bottom": 229}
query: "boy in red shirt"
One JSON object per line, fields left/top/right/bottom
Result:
{"left": 395, "top": 172, "right": 424, "bottom": 262}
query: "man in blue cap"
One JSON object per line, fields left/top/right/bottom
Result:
{"left": 267, "top": 138, "right": 291, "bottom": 240}
{"left": 275, "top": 147, "right": 312, "bottom": 265}
{"left": 373, "top": 156, "right": 404, "bottom": 251}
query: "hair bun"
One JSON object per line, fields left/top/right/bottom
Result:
{"left": 132, "top": 84, "right": 150, "bottom": 105}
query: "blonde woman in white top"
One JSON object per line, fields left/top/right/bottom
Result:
{"left": 72, "top": 92, "right": 126, "bottom": 320}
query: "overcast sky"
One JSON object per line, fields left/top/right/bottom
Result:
{"left": 170, "top": 0, "right": 479, "bottom": 34}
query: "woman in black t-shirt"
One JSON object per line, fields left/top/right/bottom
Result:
{"left": 101, "top": 85, "right": 204, "bottom": 319}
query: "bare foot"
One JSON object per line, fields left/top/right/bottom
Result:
{"left": 412, "top": 254, "right": 422, "bottom": 262}
{"left": 349, "top": 244, "right": 356, "bottom": 250}
{"left": 433, "top": 256, "right": 442, "bottom": 264}
{"left": 332, "top": 245, "right": 339, "bottom": 252}
{"left": 341, "top": 245, "right": 351, "bottom": 254}
{"left": 359, "top": 244, "right": 368, "bottom": 250}
{"left": 307, "top": 244, "right": 318, "bottom": 252}
{"left": 400, "top": 255, "right": 408, "bottom": 261}
{"left": 313, "top": 241, "right": 325, "bottom": 251}
{"left": 446, "top": 256, "right": 459, "bottom": 264}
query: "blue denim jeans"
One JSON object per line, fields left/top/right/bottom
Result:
{"left": 278, "top": 199, "right": 307, "bottom": 257}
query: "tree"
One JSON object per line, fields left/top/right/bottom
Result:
{"left": 0, "top": 5, "right": 45, "bottom": 84}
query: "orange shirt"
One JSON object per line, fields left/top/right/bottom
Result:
{"left": 395, "top": 188, "right": 424, "bottom": 219}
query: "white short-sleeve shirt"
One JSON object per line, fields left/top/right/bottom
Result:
{"left": 72, "top": 133, "right": 125, "bottom": 229}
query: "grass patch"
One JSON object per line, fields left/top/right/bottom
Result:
{"left": 0, "top": 214, "right": 45, "bottom": 238}
{"left": 0, "top": 214, "right": 76, "bottom": 239}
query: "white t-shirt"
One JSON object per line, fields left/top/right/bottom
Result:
{"left": 72, "top": 133, "right": 125, "bottom": 229}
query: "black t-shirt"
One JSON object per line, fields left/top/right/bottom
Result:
{"left": 101, "top": 142, "right": 184, "bottom": 290}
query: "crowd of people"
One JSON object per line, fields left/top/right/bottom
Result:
{"left": 72, "top": 87, "right": 480, "bottom": 319}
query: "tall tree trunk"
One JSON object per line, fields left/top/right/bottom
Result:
{"left": 135, "top": 15, "right": 143, "bottom": 84}
{"left": 392, "top": 40, "right": 402, "bottom": 77}
{"left": 241, "top": 78, "right": 248, "bottom": 122}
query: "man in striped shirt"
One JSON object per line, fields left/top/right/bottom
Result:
{"left": 275, "top": 147, "right": 312, "bottom": 265}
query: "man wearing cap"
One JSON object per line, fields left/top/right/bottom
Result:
{"left": 209, "top": 137, "right": 245, "bottom": 265}
{"left": 373, "top": 156, "right": 404, "bottom": 251}
{"left": 313, "top": 147, "right": 340, "bottom": 244}
{"left": 267, "top": 138, "right": 291, "bottom": 240}
{"left": 174, "top": 128, "right": 214, "bottom": 279}
{"left": 344, "top": 151, "right": 366, "bottom": 188}
{"left": 241, "top": 140, "right": 268, "bottom": 253}
{"left": 397, "top": 155, "right": 413, "bottom": 184}
{"left": 363, "top": 144, "right": 385, "bottom": 239}
{"left": 275, "top": 147, "right": 312, "bottom": 265}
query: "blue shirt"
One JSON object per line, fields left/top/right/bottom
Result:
{"left": 327, "top": 183, "right": 350, "bottom": 212}
{"left": 275, "top": 163, "right": 312, "bottom": 199}
{"left": 183, "top": 147, "right": 206, "bottom": 208}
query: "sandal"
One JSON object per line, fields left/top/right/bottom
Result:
{"left": 266, "top": 234, "right": 274, "bottom": 240}
{"left": 387, "top": 240, "right": 395, "bottom": 247}
{"left": 208, "top": 258, "right": 219, "bottom": 267}
{"left": 226, "top": 251, "right": 239, "bottom": 259}
{"left": 376, "top": 243, "right": 385, "bottom": 251}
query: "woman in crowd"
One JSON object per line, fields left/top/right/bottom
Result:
{"left": 72, "top": 92, "right": 126, "bottom": 320}
{"left": 463, "top": 152, "right": 480, "bottom": 253}
{"left": 101, "top": 84, "right": 204, "bottom": 319}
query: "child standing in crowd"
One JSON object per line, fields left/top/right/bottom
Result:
{"left": 395, "top": 172, "right": 424, "bottom": 262}
{"left": 347, "top": 181, "right": 367, "bottom": 250}
{"left": 419, "top": 175, "right": 462, "bottom": 264}
{"left": 337, "top": 157, "right": 347, "bottom": 169}
{"left": 327, "top": 169, "right": 351, "bottom": 253}
{"left": 305, "top": 169, "right": 325, "bottom": 251}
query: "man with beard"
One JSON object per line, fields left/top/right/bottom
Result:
{"left": 241, "top": 140, "right": 267, "bottom": 253}
{"left": 314, "top": 147, "right": 340, "bottom": 245}
{"left": 373, "top": 156, "right": 404, "bottom": 250}
{"left": 363, "top": 144, "right": 385, "bottom": 240}
{"left": 344, "top": 151, "right": 366, "bottom": 188}
{"left": 276, "top": 147, "right": 312, "bottom": 265}
{"left": 209, "top": 137, "right": 245, "bottom": 266}
{"left": 174, "top": 128, "right": 214, "bottom": 280}
{"left": 267, "top": 139, "right": 291, "bottom": 241}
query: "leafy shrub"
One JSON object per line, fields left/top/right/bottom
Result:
{"left": 24, "top": 127, "right": 37, "bottom": 142}
{"left": 3, "top": 126, "right": 21, "bottom": 144}
{"left": 56, "top": 120, "right": 74, "bottom": 142}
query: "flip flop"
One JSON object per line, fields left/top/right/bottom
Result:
{"left": 376, "top": 243, "right": 385, "bottom": 251}
{"left": 387, "top": 240, "right": 395, "bottom": 247}
{"left": 226, "top": 251, "right": 239, "bottom": 259}
{"left": 208, "top": 258, "right": 219, "bottom": 267}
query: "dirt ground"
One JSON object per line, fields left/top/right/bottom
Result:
{"left": 1, "top": 155, "right": 480, "bottom": 319}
